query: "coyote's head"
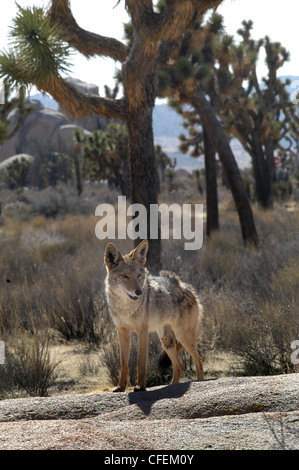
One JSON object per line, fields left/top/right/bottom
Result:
{"left": 104, "top": 240, "right": 148, "bottom": 301}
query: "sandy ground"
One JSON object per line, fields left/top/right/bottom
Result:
{"left": 47, "top": 342, "right": 233, "bottom": 396}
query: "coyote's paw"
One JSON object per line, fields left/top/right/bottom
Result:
{"left": 113, "top": 386, "right": 126, "bottom": 393}
{"left": 134, "top": 385, "right": 146, "bottom": 392}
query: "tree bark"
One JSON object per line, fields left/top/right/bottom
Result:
{"left": 125, "top": 106, "right": 161, "bottom": 272}
{"left": 203, "top": 128, "right": 219, "bottom": 237}
{"left": 122, "top": 43, "right": 161, "bottom": 272}
{"left": 194, "top": 87, "right": 258, "bottom": 246}
{"left": 252, "top": 129, "right": 273, "bottom": 209}
{"left": 73, "top": 141, "right": 82, "bottom": 196}
{"left": 49, "top": 0, "right": 129, "bottom": 62}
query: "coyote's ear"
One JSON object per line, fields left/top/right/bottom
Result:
{"left": 131, "top": 240, "right": 148, "bottom": 266}
{"left": 104, "top": 243, "right": 124, "bottom": 271}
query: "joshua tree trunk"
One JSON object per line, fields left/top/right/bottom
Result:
{"left": 194, "top": 87, "right": 258, "bottom": 246}
{"left": 126, "top": 114, "right": 161, "bottom": 271}
{"left": 73, "top": 141, "right": 82, "bottom": 196}
{"left": 203, "top": 128, "right": 219, "bottom": 237}
{"left": 251, "top": 129, "right": 273, "bottom": 209}
{"left": 122, "top": 39, "right": 161, "bottom": 271}
{"left": 125, "top": 98, "right": 161, "bottom": 271}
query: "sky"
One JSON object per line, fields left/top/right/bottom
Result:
{"left": 0, "top": 0, "right": 298, "bottom": 97}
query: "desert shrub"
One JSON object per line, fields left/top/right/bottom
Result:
{"left": 0, "top": 331, "right": 60, "bottom": 397}
{"left": 0, "top": 212, "right": 109, "bottom": 345}
{"left": 199, "top": 253, "right": 299, "bottom": 376}
{"left": 25, "top": 185, "right": 93, "bottom": 218}
{"left": 29, "top": 152, "right": 73, "bottom": 189}
{"left": 272, "top": 181, "right": 292, "bottom": 201}
{"left": 228, "top": 299, "right": 298, "bottom": 375}
{"left": 0, "top": 180, "right": 119, "bottom": 222}
{"left": 3, "top": 157, "right": 33, "bottom": 189}
{"left": 0, "top": 180, "right": 298, "bottom": 388}
{"left": 46, "top": 294, "right": 103, "bottom": 344}
{"left": 161, "top": 205, "right": 299, "bottom": 376}
{"left": 79, "top": 354, "right": 101, "bottom": 377}
{"left": 101, "top": 340, "right": 120, "bottom": 387}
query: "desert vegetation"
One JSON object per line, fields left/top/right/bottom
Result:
{"left": 0, "top": 1, "right": 298, "bottom": 399}
{"left": 0, "top": 172, "right": 298, "bottom": 398}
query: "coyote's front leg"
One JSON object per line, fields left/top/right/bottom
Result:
{"left": 134, "top": 326, "right": 149, "bottom": 392}
{"left": 113, "top": 326, "right": 130, "bottom": 392}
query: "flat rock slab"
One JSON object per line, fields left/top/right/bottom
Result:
{"left": 0, "top": 374, "right": 298, "bottom": 450}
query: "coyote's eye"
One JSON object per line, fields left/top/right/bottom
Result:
{"left": 137, "top": 273, "right": 142, "bottom": 279}
{"left": 121, "top": 274, "right": 129, "bottom": 279}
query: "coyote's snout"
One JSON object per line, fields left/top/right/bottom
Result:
{"left": 104, "top": 240, "right": 204, "bottom": 392}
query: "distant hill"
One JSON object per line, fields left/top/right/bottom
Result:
{"left": 152, "top": 103, "right": 252, "bottom": 170}
{"left": 152, "top": 103, "right": 202, "bottom": 170}
{"left": 30, "top": 74, "right": 299, "bottom": 172}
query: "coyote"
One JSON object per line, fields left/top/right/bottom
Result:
{"left": 104, "top": 240, "right": 204, "bottom": 392}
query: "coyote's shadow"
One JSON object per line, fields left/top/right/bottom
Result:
{"left": 128, "top": 381, "right": 192, "bottom": 416}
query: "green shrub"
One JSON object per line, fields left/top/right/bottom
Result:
{"left": 3, "top": 157, "right": 33, "bottom": 189}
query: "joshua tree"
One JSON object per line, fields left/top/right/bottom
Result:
{"left": 178, "top": 105, "right": 219, "bottom": 236}
{"left": 155, "top": 144, "right": 176, "bottom": 186}
{"left": 0, "top": 82, "right": 32, "bottom": 145}
{"left": 158, "top": 11, "right": 258, "bottom": 245}
{"left": 75, "top": 123, "right": 130, "bottom": 198}
{"left": 0, "top": 0, "right": 224, "bottom": 269}
{"left": 277, "top": 108, "right": 299, "bottom": 174}
{"left": 220, "top": 21, "right": 294, "bottom": 208}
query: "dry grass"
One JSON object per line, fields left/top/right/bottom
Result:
{"left": 195, "top": 204, "right": 299, "bottom": 375}
{"left": 0, "top": 180, "right": 298, "bottom": 396}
